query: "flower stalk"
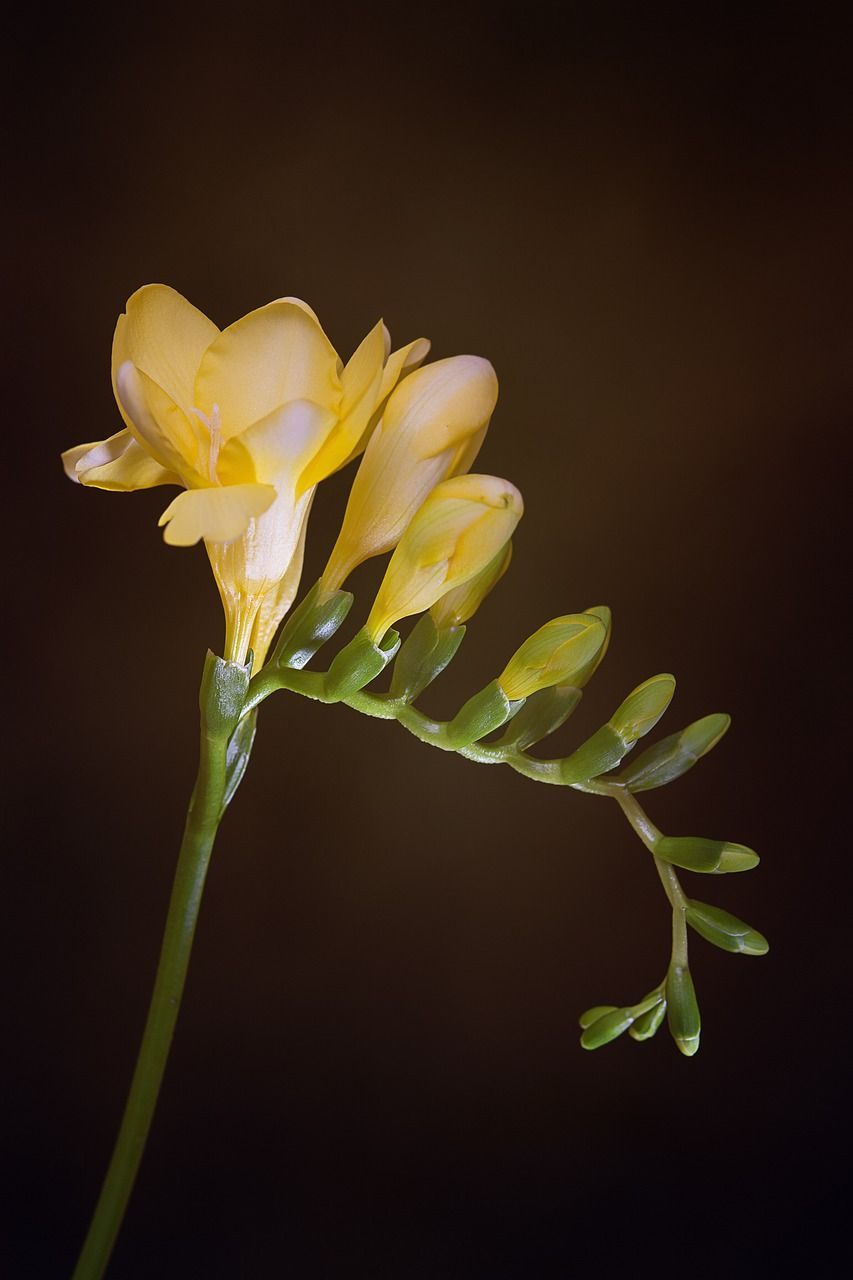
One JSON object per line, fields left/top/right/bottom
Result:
{"left": 72, "top": 654, "right": 250, "bottom": 1280}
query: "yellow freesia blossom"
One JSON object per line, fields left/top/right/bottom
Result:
{"left": 366, "top": 474, "right": 523, "bottom": 642}
{"left": 62, "top": 285, "right": 429, "bottom": 665}
{"left": 320, "top": 355, "right": 499, "bottom": 594}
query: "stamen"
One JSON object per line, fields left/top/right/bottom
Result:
{"left": 191, "top": 404, "right": 223, "bottom": 483}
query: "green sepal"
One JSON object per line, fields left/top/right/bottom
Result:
{"left": 685, "top": 899, "right": 769, "bottom": 955}
{"left": 666, "top": 963, "right": 701, "bottom": 1056}
{"left": 389, "top": 614, "right": 465, "bottom": 702}
{"left": 198, "top": 650, "right": 251, "bottom": 740}
{"left": 221, "top": 708, "right": 257, "bottom": 813}
{"left": 629, "top": 999, "right": 667, "bottom": 1041}
{"left": 579, "top": 1004, "right": 618, "bottom": 1029}
{"left": 498, "top": 684, "right": 582, "bottom": 751}
{"left": 445, "top": 680, "right": 522, "bottom": 749}
{"left": 270, "top": 579, "right": 354, "bottom": 670}
{"left": 656, "top": 836, "right": 760, "bottom": 875}
{"left": 558, "top": 674, "right": 675, "bottom": 785}
{"left": 580, "top": 1007, "right": 635, "bottom": 1050}
{"left": 617, "top": 713, "right": 731, "bottom": 792}
{"left": 324, "top": 626, "right": 401, "bottom": 701}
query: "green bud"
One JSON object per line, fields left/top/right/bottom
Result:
{"left": 580, "top": 1006, "right": 635, "bottom": 1050}
{"left": 199, "top": 650, "right": 251, "bottom": 740}
{"left": 685, "top": 900, "right": 769, "bottom": 955}
{"left": 629, "top": 999, "right": 667, "bottom": 1041}
{"left": 271, "top": 579, "right": 354, "bottom": 670}
{"left": 445, "top": 680, "right": 521, "bottom": 749}
{"left": 324, "top": 626, "right": 400, "bottom": 702}
{"left": 559, "top": 725, "right": 628, "bottom": 784}
{"left": 617, "top": 713, "right": 731, "bottom": 792}
{"left": 389, "top": 613, "right": 465, "bottom": 703}
{"left": 499, "top": 684, "right": 582, "bottom": 751}
{"left": 579, "top": 1004, "right": 619, "bottom": 1028}
{"left": 559, "top": 675, "right": 676, "bottom": 785}
{"left": 656, "top": 836, "right": 760, "bottom": 875}
{"left": 609, "top": 674, "right": 676, "bottom": 744}
{"left": 498, "top": 613, "right": 608, "bottom": 700}
{"left": 666, "top": 963, "right": 701, "bottom": 1056}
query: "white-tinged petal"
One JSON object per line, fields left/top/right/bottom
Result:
{"left": 158, "top": 483, "right": 276, "bottom": 546}
{"left": 116, "top": 361, "right": 205, "bottom": 481}
{"left": 195, "top": 300, "right": 342, "bottom": 439}
{"left": 248, "top": 492, "right": 315, "bottom": 668}
{"left": 62, "top": 428, "right": 180, "bottom": 490}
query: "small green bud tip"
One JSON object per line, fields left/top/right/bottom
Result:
{"left": 675, "top": 1033, "right": 701, "bottom": 1057}
{"left": 578, "top": 1005, "right": 618, "bottom": 1029}
{"left": 580, "top": 1007, "right": 635, "bottom": 1050}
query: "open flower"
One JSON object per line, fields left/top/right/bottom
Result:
{"left": 62, "top": 285, "right": 429, "bottom": 664}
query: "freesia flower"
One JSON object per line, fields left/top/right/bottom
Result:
{"left": 320, "top": 355, "right": 499, "bottom": 594}
{"left": 62, "top": 285, "right": 429, "bottom": 665}
{"left": 365, "top": 474, "right": 523, "bottom": 641}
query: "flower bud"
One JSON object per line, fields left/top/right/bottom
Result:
{"left": 365, "top": 475, "right": 523, "bottom": 642}
{"left": 322, "top": 355, "right": 498, "bottom": 590}
{"left": 429, "top": 542, "right": 512, "bottom": 628}
{"left": 685, "top": 900, "right": 769, "bottom": 955}
{"left": 666, "top": 963, "right": 701, "bottom": 1056}
{"left": 655, "top": 836, "right": 760, "bottom": 875}
{"left": 497, "top": 614, "right": 608, "bottom": 701}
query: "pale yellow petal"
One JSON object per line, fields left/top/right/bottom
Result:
{"left": 195, "top": 300, "right": 342, "bottom": 439}
{"left": 296, "top": 320, "right": 386, "bottom": 494}
{"left": 62, "top": 428, "right": 180, "bottom": 490}
{"left": 111, "top": 285, "right": 219, "bottom": 419}
{"left": 378, "top": 336, "right": 431, "bottom": 403}
{"left": 366, "top": 474, "right": 523, "bottom": 639}
{"left": 221, "top": 399, "right": 338, "bottom": 490}
{"left": 322, "top": 355, "right": 497, "bottom": 589}
{"left": 115, "top": 361, "right": 204, "bottom": 480}
{"left": 158, "top": 483, "right": 275, "bottom": 546}
{"left": 334, "top": 334, "right": 433, "bottom": 474}
{"left": 248, "top": 492, "right": 315, "bottom": 668}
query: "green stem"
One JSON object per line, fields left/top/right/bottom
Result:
{"left": 72, "top": 714, "right": 229, "bottom": 1279}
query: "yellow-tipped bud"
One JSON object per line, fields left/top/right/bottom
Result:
{"left": 365, "top": 475, "right": 523, "bottom": 641}
{"left": 429, "top": 542, "right": 512, "bottom": 628}
{"left": 498, "top": 614, "right": 608, "bottom": 700}
{"left": 322, "top": 355, "right": 498, "bottom": 591}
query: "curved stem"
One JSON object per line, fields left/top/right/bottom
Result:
{"left": 72, "top": 713, "right": 229, "bottom": 1279}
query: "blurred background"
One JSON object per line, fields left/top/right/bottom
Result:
{"left": 6, "top": 4, "right": 851, "bottom": 1276}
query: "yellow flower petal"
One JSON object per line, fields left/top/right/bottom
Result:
{"left": 366, "top": 474, "right": 523, "bottom": 639}
{"left": 322, "top": 355, "right": 497, "bottom": 590}
{"left": 194, "top": 300, "right": 342, "bottom": 439}
{"left": 296, "top": 320, "right": 387, "bottom": 495}
{"left": 378, "top": 335, "right": 431, "bottom": 403}
{"left": 331, "top": 332, "right": 433, "bottom": 475}
{"left": 222, "top": 399, "right": 338, "bottom": 488}
{"left": 62, "top": 429, "right": 180, "bottom": 490}
{"left": 247, "top": 493, "right": 314, "bottom": 668}
{"left": 158, "top": 483, "right": 276, "bottom": 546}
{"left": 115, "top": 361, "right": 205, "bottom": 481}
{"left": 111, "top": 285, "right": 219, "bottom": 420}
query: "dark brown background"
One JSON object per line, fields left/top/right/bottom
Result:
{"left": 6, "top": 5, "right": 851, "bottom": 1277}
